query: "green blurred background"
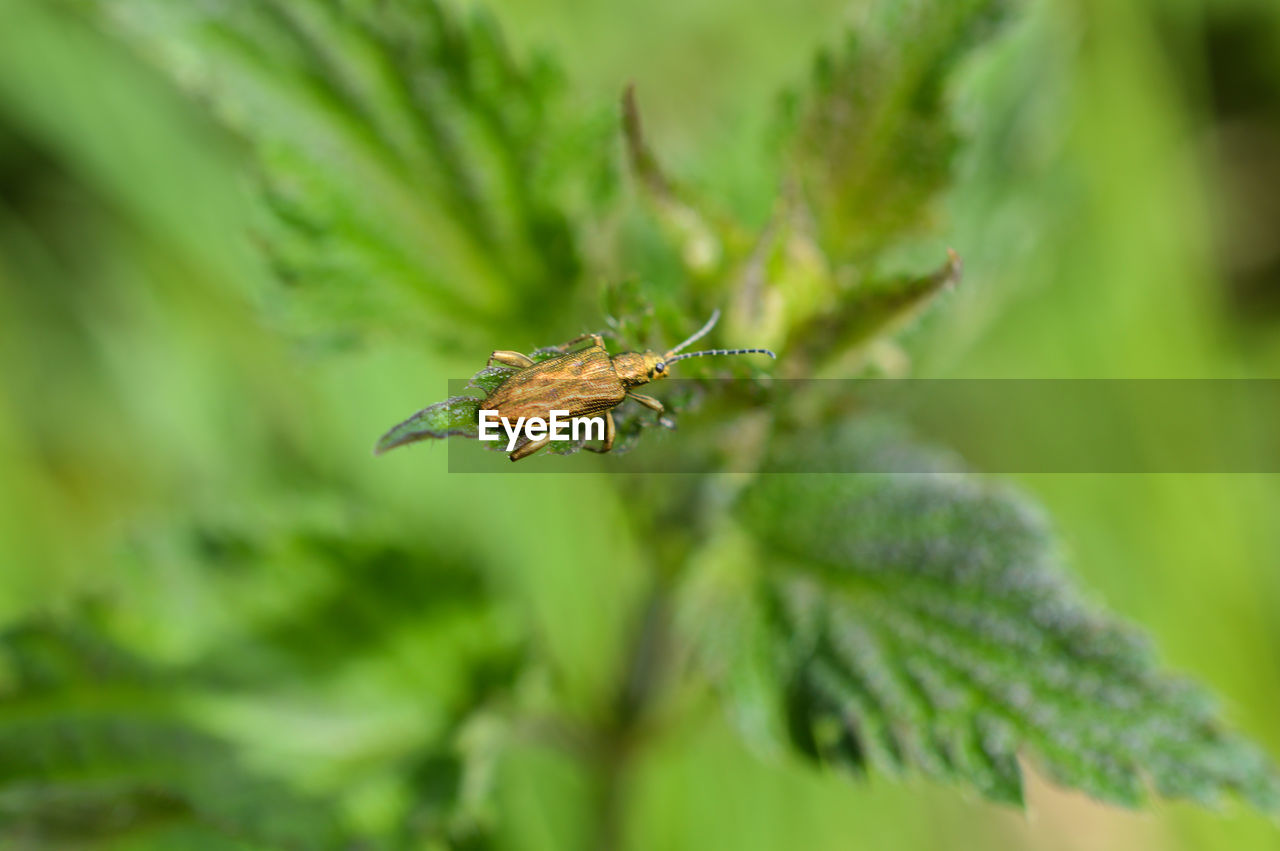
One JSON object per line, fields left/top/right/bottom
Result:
{"left": 1, "top": 0, "right": 1279, "bottom": 848}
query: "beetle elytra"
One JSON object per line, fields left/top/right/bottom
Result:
{"left": 484, "top": 309, "right": 774, "bottom": 461}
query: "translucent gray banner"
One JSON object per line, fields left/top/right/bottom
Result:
{"left": 439, "top": 379, "right": 1280, "bottom": 473}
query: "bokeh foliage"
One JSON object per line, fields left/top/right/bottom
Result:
{"left": 2, "top": 0, "right": 1280, "bottom": 849}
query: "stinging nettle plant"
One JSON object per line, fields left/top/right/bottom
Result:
{"left": 2, "top": 0, "right": 1276, "bottom": 848}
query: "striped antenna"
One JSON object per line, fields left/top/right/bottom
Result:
{"left": 662, "top": 347, "right": 776, "bottom": 366}
{"left": 664, "top": 308, "right": 721, "bottom": 358}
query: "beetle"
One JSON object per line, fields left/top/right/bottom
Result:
{"left": 483, "top": 309, "right": 774, "bottom": 461}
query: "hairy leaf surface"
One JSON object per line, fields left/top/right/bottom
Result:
{"left": 732, "top": 422, "right": 1280, "bottom": 808}
{"left": 89, "top": 0, "right": 585, "bottom": 345}
{"left": 787, "top": 0, "right": 1012, "bottom": 265}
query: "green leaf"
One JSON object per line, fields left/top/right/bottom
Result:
{"left": 787, "top": 0, "right": 1012, "bottom": 266}
{"left": 375, "top": 395, "right": 482, "bottom": 454}
{"left": 124, "top": 514, "right": 524, "bottom": 849}
{"left": 620, "top": 85, "right": 727, "bottom": 279}
{"left": 397, "top": 711, "right": 508, "bottom": 851}
{"left": 0, "top": 622, "right": 358, "bottom": 848}
{"left": 87, "top": 0, "right": 584, "bottom": 344}
{"left": 728, "top": 0, "right": 1010, "bottom": 370}
{"left": 787, "top": 247, "right": 963, "bottom": 375}
{"left": 185, "top": 531, "right": 509, "bottom": 686}
{"left": 731, "top": 420, "right": 1280, "bottom": 809}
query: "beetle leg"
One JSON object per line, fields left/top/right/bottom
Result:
{"left": 548, "top": 332, "right": 607, "bottom": 352}
{"left": 488, "top": 350, "right": 535, "bottom": 369}
{"left": 583, "top": 410, "right": 616, "bottom": 454}
{"left": 628, "top": 392, "right": 675, "bottom": 430}
{"left": 626, "top": 392, "right": 665, "bottom": 415}
{"left": 509, "top": 436, "right": 551, "bottom": 461}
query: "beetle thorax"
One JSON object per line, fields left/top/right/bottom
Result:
{"left": 612, "top": 351, "right": 666, "bottom": 386}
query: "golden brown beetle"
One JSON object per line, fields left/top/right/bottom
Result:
{"left": 483, "top": 309, "right": 774, "bottom": 461}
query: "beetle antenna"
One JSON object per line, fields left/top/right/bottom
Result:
{"left": 664, "top": 309, "right": 720, "bottom": 358}
{"left": 662, "top": 347, "right": 776, "bottom": 366}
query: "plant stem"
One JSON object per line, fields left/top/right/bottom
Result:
{"left": 590, "top": 588, "right": 670, "bottom": 851}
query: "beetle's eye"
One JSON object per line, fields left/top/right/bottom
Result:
{"left": 655, "top": 362, "right": 665, "bottom": 374}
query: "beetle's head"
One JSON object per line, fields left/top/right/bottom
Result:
{"left": 611, "top": 351, "right": 667, "bottom": 386}
{"left": 644, "top": 351, "right": 671, "bottom": 382}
